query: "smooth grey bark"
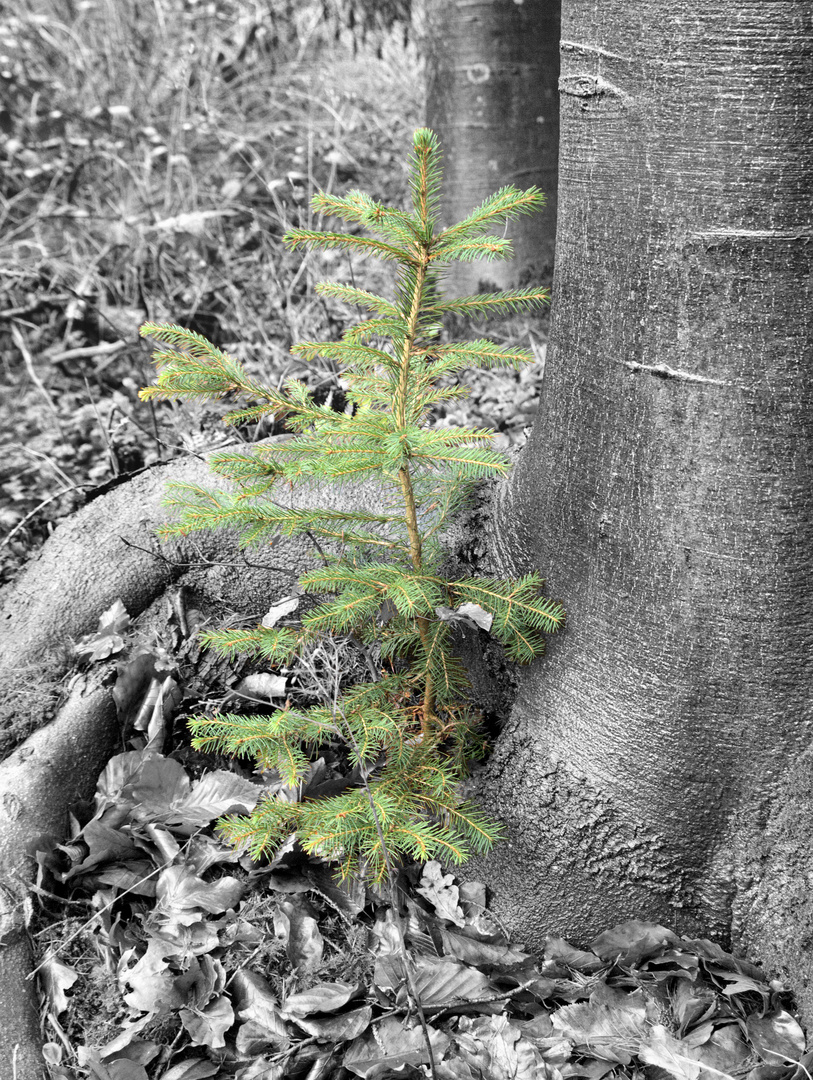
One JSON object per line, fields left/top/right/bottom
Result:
{"left": 0, "top": 676, "right": 119, "bottom": 1080}
{"left": 468, "top": 0, "right": 813, "bottom": 978}
{"left": 425, "top": 0, "right": 560, "bottom": 294}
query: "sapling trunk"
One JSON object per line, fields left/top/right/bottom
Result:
{"left": 138, "top": 129, "right": 564, "bottom": 883}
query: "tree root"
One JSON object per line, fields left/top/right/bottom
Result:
{"left": 0, "top": 447, "right": 384, "bottom": 1077}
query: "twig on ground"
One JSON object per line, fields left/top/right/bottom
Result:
{"left": 0, "top": 296, "right": 71, "bottom": 320}
{"left": 49, "top": 341, "right": 126, "bottom": 366}
{"left": 10, "top": 443, "right": 76, "bottom": 490}
{"left": 10, "top": 322, "right": 64, "bottom": 435}
{"left": 426, "top": 978, "right": 539, "bottom": 1022}
{"left": 1, "top": 484, "right": 94, "bottom": 549}
{"left": 82, "top": 374, "right": 118, "bottom": 476}
{"left": 26, "top": 829, "right": 205, "bottom": 978}
{"left": 118, "top": 533, "right": 297, "bottom": 575}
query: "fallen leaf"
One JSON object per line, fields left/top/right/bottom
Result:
{"left": 167, "top": 770, "right": 260, "bottom": 831}
{"left": 97, "top": 751, "right": 190, "bottom": 817}
{"left": 456, "top": 1014, "right": 556, "bottom": 1080}
{"left": 180, "top": 994, "right": 234, "bottom": 1048}
{"left": 121, "top": 968, "right": 182, "bottom": 1015}
{"left": 152, "top": 920, "right": 219, "bottom": 962}
{"left": 645, "top": 948, "right": 701, "bottom": 982}
{"left": 119, "top": 940, "right": 183, "bottom": 1014}
{"left": 234, "top": 672, "right": 288, "bottom": 700}
{"left": 417, "top": 861, "right": 466, "bottom": 927}
{"left": 292, "top": 1004, "right": 373, "bottom": 1041}
{"left": 75, "top": 632, "right": 126, "bottom": 662}
{"left": 96, "top": 1014, "right": 154, "bottom": 1058}
{"left": 42, "top": 1043, "right": 63, "bottom": 1066}
{"left": 90, "top": 864, "right": 158, "bottom": 896}
{"left": 113, "top": 652, "right": 172, "bottom": 728}
{"left": 185, "top": 834, "right": 242, "bottom": 874}
{"left": 456, "top": 602, "right": 494, "bottom": 631}
{"left": 669, "top": 979, "right": 718, "bottom": 1034}
{"left": 159, "top": 1062, "right": 220, "bottom": 1080}
{"left": 693, "top": 1023, "right": 751, "bottom": 1072}
{"left": 231, "top": 970, "right": 289, "bottom": 1045}
{"left": 459, "top": 879, "right": 487, "bottom": 914}
{"left": 235, "top": 1020, "right": 287, "bottom": 1056}
{"left": 344, "top": 1016, "right": 450, "bottom": 1078}
{"left": 61, "top": 818, "right": 139, "bottom": 879}
{"left": 104, "top": 1040, "right": 159, "bottom": 1065}
{"left": 551, "top": 984, "right": 648, "bottom": 1064}
{"left": 143, "top": 823, "right": 182, "bottom": 864}
{"left": 435, "top": 1056, "right": 477, "bottom": 1080}
{"left": 543, "top": 937, "right": 603, "bottom": 973}
{"left": 591, "top": 921, "right": 679, "bottom": 966}
{"left": 746, "top": 1010, "right": 806, "bottom": 1065}
{"left": 638, "top": 1024, "right": 701, "bottom": 1079}
{"left": 273, "top": 897, "right": 324, "bottom": 972}
{"left": 374, "top": 953, "right": 407, "bottom": 997}
{"left": 261, "top": 595, "right": 300, "bottom": 627}
{"left": 40, "top": 953, "right": 79, "bottom": 1015}
{"left": 435, "top": 603, "right": 494, "bottom": 632}
{"left": 439, "top": 927, "right": 532, "bottom": 969}
{"left": 173, "top": 954, "right": 226, "bottom": 1009}
{"left": 282, "top": 981, "right": 361, "bottom": 1018}
{"left": 76, "top": 599, "right": 131, "bottom": 661}
{"left": 233, "top": 1058, "right": 285, "bottom": 1080}
{"left": 97, "top": 599, "right": 131, "bottom": 635}
{"left": 410, "top": 955, "right": 493, "bottom": 1008}
{"left": 155, "top": 865, "right": 244, "bottom": 915}
{"left": 105, "top": 1062, "right": 149, "bottom": 1080}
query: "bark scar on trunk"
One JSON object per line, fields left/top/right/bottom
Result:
{"left": 560, "top": 40, "right": 630, "bottom": 63}
{"left": 619, "top": 360, "right": 728, "bottom": 386}
{"left": 559, "top": 74, "right": 631, "bottom": 105}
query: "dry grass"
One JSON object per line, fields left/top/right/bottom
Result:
{"left": 0, "top": 0, "right": 547, "bottom": 587}
{"left": 0, "top": 0, "right": 424, "bottom": 580}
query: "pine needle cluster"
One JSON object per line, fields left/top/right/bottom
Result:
{"left": 139, "top": 128, "right": 563, "bottom": 883}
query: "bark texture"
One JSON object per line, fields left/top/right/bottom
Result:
{"left": 740, "top": 745, "right": 813, "bottom": 1026}
{"left": 0, "top": 677, "right": 119, "bottom": 1080}
{"left": 468, "top": 0, "right": 813, "bottom": 975}
{"left": 426, "top": 0, "right": 560, "bottom": 294}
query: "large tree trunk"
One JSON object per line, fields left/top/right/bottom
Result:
{"left": 469, "top": 0, "right": 813, "bottom": 986}
{"left": 425, "top": 0, "right": 560, "bottom": 294}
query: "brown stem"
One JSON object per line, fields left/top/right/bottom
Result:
{"left": 396, "top": 251, "right": 436, "bottom": 737}
{"left": 330, "top": 691, "right": 440, "bottom": 1080}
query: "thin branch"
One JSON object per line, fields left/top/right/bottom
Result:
{"left": 117, "top": 534, "right": 296, "bottom": 575}
{"left": 0, "top": 294, "right": 71, "bottom": 320}
{"left": 2, "top": 484, "right": 94, "bottom": 549}
{"left": 327, "top": 675, "right": 439, "bottom": 1080}
{"left": 49, "top": 340, "right": 126, "bottom": 366}
{"left": 25, "top": 829, "right": 205, "bottom": 978}
{"left": 10, "top": 322, "right": 64, "bottom": 435}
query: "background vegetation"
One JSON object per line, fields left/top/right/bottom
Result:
{"left": 0, "top": 0, "right": 547, "bottom": 585}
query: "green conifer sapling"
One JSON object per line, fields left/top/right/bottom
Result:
{"left": 139, "top": 129, "right": 563, "bottom": 883}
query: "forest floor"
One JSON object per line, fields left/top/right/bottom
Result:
{"left": 1, "top": 3, "right": 809, "bottom": 1079}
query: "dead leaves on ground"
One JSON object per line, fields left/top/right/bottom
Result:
{"left": 33, "top": 755, "right": 811, "bottom": 1080}
{"left": 29, "top": 602, "right": 812, "bottom": 1078}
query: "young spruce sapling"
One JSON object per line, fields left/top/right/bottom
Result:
{"left": 139, "top": 128, "right": 563, "bottom": 883}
